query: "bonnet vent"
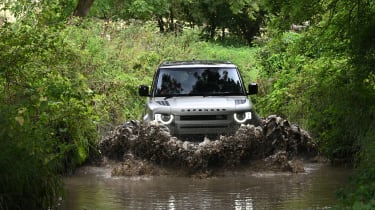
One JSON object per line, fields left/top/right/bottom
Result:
{"left": 235, "top": 99, "right": 246, "bottom": 105}
{"left": 156, "top": 101, "right": 170, "bottom": 106}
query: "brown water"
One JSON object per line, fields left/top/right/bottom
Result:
{"left": 58, "top": 163, "right": 351, "bottom": 210}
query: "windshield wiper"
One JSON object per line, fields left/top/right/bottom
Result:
{"left": 213, "top": 92, "right": 242, "bottom": 96}
{"left": 183, "top": 92, "right": 236, "bottom": 97}
{"left": 201, "top": 92, "right": 242, "bottom": 96}
{"left": 163, "top": 95, "right": 177, "bottom": 100}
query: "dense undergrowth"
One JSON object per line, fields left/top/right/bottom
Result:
{"left": 255, "top": 27, "right": 375, "bottom": 210}
{"left": 1, "top": 5, "right": 375, "bottom": 210}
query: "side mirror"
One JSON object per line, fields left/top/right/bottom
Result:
{"left": 139, "top": 85, "right": 150, "bottom": 96}
{"left": 248, "top": 83, "right": 258, "bottom": 95}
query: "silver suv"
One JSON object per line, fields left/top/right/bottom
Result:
{"left": 139, "top": 60, "right": 260, "bottom": 136}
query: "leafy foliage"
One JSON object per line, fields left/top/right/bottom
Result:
{"left": 88, "top": 0, "right": 265, "bottom": 43}
{"left": 0, "top": 5, "right": 98, "bottom": 209}
{"left": 256, "top": 0, "right": 375, "bottom": 208}
{"left": 0, "top": 106, "right": 63, "bottom": 210}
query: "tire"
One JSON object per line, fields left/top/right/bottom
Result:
{"left": 249, "top": 110, "right": 262, "bottom": 127}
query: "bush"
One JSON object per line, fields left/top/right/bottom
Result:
{"left": 255, "top": 23, "right": 375, "bottom": 209}
{"left": 0, "top": 106, "right": 62, "bottom": 210}
{"left": 0, "top": 18, "right": 99, "bottom": 209}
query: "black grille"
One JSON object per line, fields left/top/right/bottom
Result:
{"left": 180, "top": 115, "right": 227, "bottom": 121}
{"left": 180, "top": 125, "right": 229, "bottom": 129}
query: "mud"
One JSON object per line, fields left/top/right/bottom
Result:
{"left": 99, "top": 115, "right": 318, "bottom": 176}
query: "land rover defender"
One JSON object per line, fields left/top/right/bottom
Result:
{"left": 138, "top": 60, "right": 260, "bottom": 136}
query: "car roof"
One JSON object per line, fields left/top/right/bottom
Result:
{"left": 159, "top": 60, "right": 237, "bottom": 69}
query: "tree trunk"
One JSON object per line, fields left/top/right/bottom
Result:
{"left": 157, "top": 16, "right": 165, "bottom": 33}
{"left": 73, "top": 0, "right": 95, "bottom": 17}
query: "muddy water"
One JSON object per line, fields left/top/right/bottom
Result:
{"left": 58, "top": 163, "right": 351, "bottom": 210}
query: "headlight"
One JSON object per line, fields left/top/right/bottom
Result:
{"left": 154, "top": 113, "right": 174, "bottom": 125}
{"left": 234, "top": 112, "right": 252, "bottom": 123}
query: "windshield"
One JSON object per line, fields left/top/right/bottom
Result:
{"left": 153, "top": 67, "right": 245, "bottom": 97}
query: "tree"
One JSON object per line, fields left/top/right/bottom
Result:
{"left": 73, "top": 0, "right": 95, "bottom": 17}
{"left": 262, "top": 0, "right": 322, "bottom": 30}
{"left": 228, "top": 1, "right": 266, "bottom": 44}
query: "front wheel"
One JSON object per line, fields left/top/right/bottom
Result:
{"left": 248, "top": 111, "right": 262, "bottom": 127}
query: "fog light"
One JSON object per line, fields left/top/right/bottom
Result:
{"left": 154, "top": 114, "right": 174, "bottom": 125}
{"left": 234, "top": 112, "right": 252, "bottom": 123}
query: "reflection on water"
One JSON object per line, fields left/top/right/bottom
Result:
{"left": 58, "top": 164, "right": 352, "bottom": 210}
